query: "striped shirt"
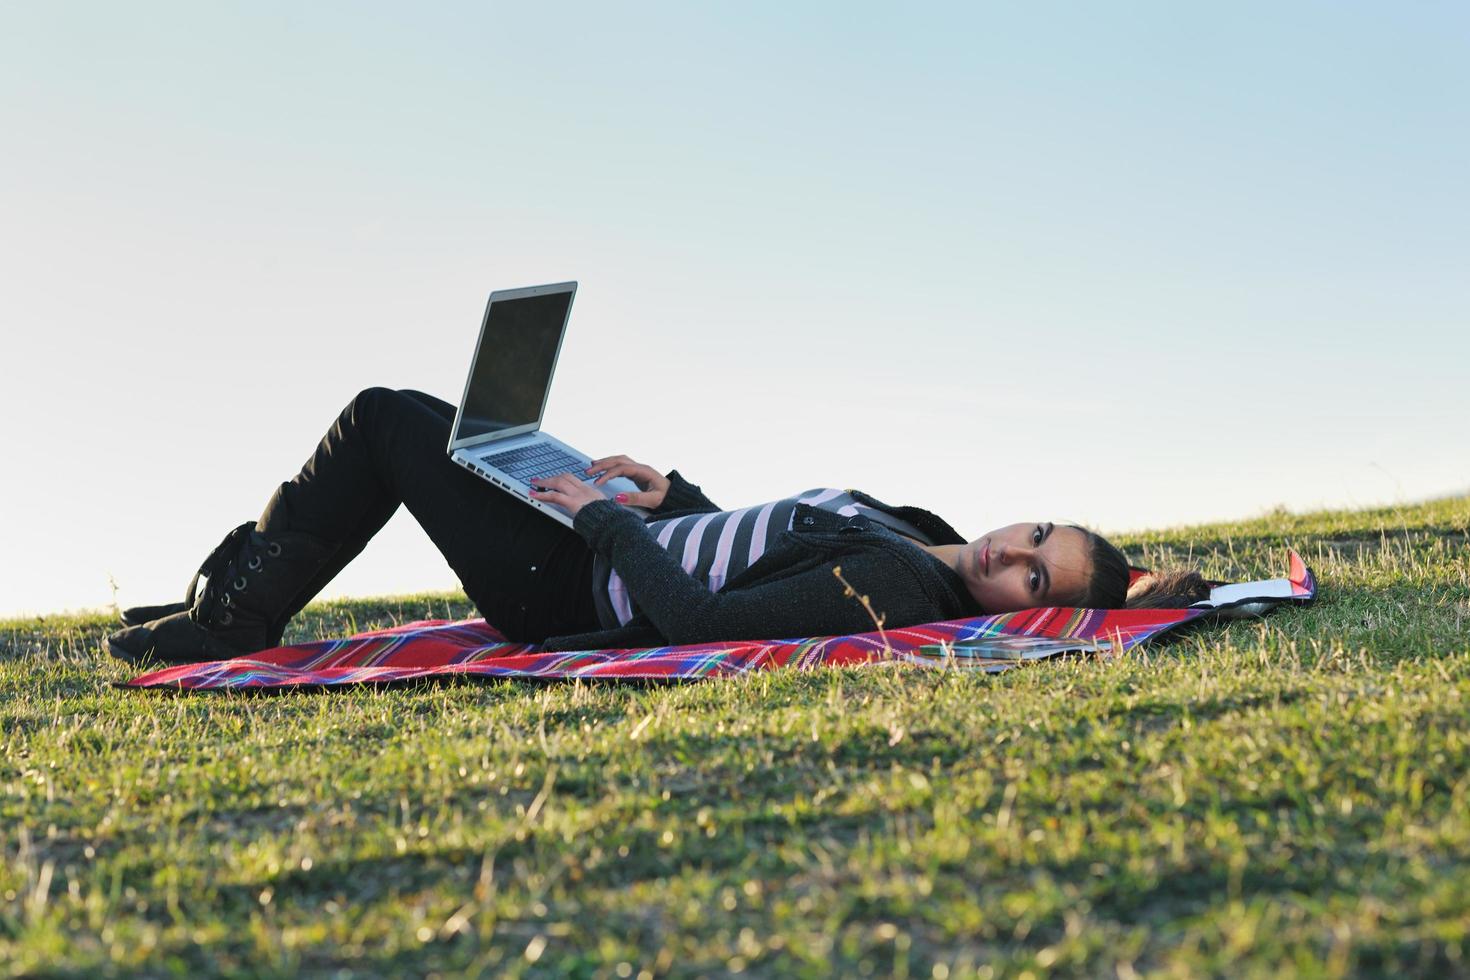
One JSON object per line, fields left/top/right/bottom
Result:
{"left": 592, "top": 488, "right": 936, "bottom": 627}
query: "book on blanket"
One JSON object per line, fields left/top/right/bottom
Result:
{"left": 917, "top": 635, "right": 1125, "bottom": 662}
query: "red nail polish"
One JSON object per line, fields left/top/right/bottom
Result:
{"left": 615, "top": 493, "right": 628, "bottom": 503}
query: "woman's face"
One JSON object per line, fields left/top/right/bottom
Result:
{"left": 955, "top": 522, "right": 1093, "bottom": 612}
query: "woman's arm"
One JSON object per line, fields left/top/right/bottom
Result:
{"left": 569, "top": 499, "right": 915, "bottom": 644}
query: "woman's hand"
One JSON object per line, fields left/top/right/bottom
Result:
{"left": 528, "top": 472, "right": 607, "bottom": 519}
{"left": 585, "top": 455, "right": 670, "bottom": 509}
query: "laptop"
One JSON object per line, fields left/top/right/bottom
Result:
{"left": 446, "top": 282, "right": 644, "bottom": 528}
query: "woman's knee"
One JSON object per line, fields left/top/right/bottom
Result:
{"left": 348, "top": 387, "right": 454, "bottom": 422}
{"left": 396, "top": 389, "right": 457, "bottom": 422}
{"left": 341, "top": 387, "right": 458, "bottom": 460}
{"left": 343, "top": 386, "right": 414, "bottom": 427}
{"left": 331, "top": 388, "right": 410, "bottom": 448}
{"left": 349, "top": 386, "right": 397, "bottom": 413}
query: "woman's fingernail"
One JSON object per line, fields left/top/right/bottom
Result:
{"left": 615, "top": 493, "right": 628, "bottom": 503}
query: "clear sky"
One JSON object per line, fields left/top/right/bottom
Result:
{"left": 2, "top": 2, "right": 1466, "bottom": 618}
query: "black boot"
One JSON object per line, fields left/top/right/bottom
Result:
{"left": 118, "top": 600, "right": 188, "bottom": 627}
{"left": 105, "top": 525, "right": 336, "bottom": 666}
{"left": 118, "top": 522, "right": 253, "bottom": 628}
{"left": 119, "top": 511, "right": 343, "bottom": 640}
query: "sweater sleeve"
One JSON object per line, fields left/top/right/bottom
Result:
{"left": 654, "top": 470, "right": 719, "bottom": 515}
{"left": 570, "top": 500, "right": 902, "bottom": 645}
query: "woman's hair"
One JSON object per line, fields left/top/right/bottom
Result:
{"left": 1126, "top": 568, "right": 1212, "bottom": 609}
{"left": 1075, "top": 529, "right": 1130, "bottom": 607}
{"left": 1073, "top": 528, "right": 1211, "bottom": 609}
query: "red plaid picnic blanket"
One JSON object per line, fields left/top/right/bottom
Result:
{"left": 124, "top": 553, "right": 1315, "bottom": 691}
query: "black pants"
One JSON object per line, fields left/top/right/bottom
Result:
{"left": 257, "top": 387, "right": 601, "bottom": 642}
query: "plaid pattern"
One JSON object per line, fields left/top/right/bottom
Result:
{"left": 123, "top": 552, "right": 1315, "bottom": 691}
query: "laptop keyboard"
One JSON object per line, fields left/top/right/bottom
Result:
{"left": 483, "top": 444, "right": 589, "bottom": 484}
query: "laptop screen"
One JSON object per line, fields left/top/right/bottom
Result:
{"left": 455, "top": 288, "right": 573, "bottom": 444}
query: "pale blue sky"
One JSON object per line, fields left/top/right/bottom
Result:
{"left": 2, "top": 2, "right": 1466, "bottom": 617}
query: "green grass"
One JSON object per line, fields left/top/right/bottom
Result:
{"left": 3, "top": 495, "right": 1469, "bottom": 978}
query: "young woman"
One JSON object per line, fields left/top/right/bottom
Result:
{"left": 106, "top": 388, "right": 1206, "bottom": 665}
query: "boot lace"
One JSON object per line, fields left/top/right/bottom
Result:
{"left": 193, "top": 526, "right": 283, "bottom": 628}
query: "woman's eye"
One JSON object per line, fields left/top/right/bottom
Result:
{"left": 1032, "top": 525, "right": 1044, "bottom": 545}
{"left": 1029, "top": 570, "right": 1040, "bottom": 591}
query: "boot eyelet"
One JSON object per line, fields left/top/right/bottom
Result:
{"left": 233, "top": 576, "right": 248, "bottom": 591}
{"left": 219, "top": 593, "right": 232, "bottom": 607}
{"left": 219, "top": 611, "right": 234, "bottom": 625}
{"left": 248, "top": 556, "right": 262, "bottom": 570}
{"left": 267, "top": 543, "right": 283, "bottom": 558}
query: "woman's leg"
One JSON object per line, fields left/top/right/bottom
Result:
{"left": 271, "top": 389, "right": 454, "bottom": 624}
{"left": 258, "top": 387, "right": 600, "bottom": 642}
{"left": 109, "top": 388, "right": 601, "bottom": 665}
{"left": 117, "top": 389, "right": 473, "bottom": 633}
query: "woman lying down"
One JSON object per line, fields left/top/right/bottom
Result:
{"left": 106, "top": 388, "right": 1206, "bottom": 665}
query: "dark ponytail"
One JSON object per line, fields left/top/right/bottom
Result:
{"left": 1073, "top": 527, "right": 1210, "bottom": 609}
{"left": 1126, "top": 569, "right": 1211, "bottom": 609}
